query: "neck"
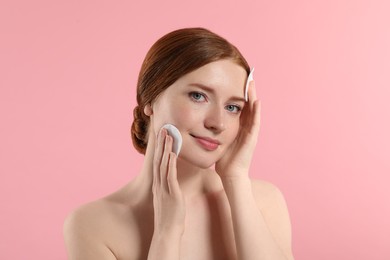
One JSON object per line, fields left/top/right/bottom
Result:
{"left": 129, "top": 143, "right": 219, "bottom": 206}
{"left": 176, "top": 157, "right": 210, "bottom": 197}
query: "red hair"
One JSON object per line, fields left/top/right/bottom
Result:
{"left": 131, "top": 27, "right": 250, "bottom": 154}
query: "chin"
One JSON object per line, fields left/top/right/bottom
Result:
{"left": 178, "top": 148, "right": 223, "bottom": 169}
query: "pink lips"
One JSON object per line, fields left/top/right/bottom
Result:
{"left": 191, "top": 135, "right": 220, "bottom": 151}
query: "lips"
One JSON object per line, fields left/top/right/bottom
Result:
{"left": 190, "top": 134, "right": 220, "bottom": 151}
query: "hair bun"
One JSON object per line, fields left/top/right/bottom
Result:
{"left": 131, "top": 106, "right": 149, "bottom": 154}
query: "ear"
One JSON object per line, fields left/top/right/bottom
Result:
{"left": 144, "top": 104, "right": 153, "bottom": 116}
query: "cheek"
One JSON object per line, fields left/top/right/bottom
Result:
{"left": 167, "top": 97, "right": 204, "bottom": 124}
{"left": 153, "top": 99, "right": 199, "bottom": 132}
{"left": 172, "top": 104, "right": 202, "bottom": 126}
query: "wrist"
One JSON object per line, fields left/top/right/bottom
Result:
{"left": 221, "top": 175, "right": 251, "bottom": 185}
{"left": 221, "top": 175, "right": 254, "bottom": 200}
{"left": 149, "top": 229, "right": 183, "bottom": 260}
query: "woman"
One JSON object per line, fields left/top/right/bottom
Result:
{"left": 63, "top": 27, "right": 294, "bottom": 260}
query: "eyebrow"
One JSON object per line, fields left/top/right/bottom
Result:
{"left": 188, "top": 83, "right": 246, "bottom": 103}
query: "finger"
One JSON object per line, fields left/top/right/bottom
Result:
{"left": 252, "top": 100, "right": 261, "bottom": 134}
{"left": 245, "top": 100, "right": 261, "bottom": 149}
{"left": 160, "top": 134, "right": 172, "bottom": 191}
{"left": 247, "top": 80, "right": 257, "bottom": 109}
{"left": 248, "top": 80, "right": 259, "bottom": 124}
{"left": 167, "top": 152, "right": 180, "bottom": 196}
{"left": 240, "top": 80, "right": 256, "bottom": 126}
{"left": 153, "top": 128, "right": 167, "bottom": 192}
{"left": 242, "top": 81, "right": 254, "bottom": 113}
{"left": 241, "top": 99, "right": 261, "bottom": 147}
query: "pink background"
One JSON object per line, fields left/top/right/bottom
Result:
{"left": 1, "top": 0, "right": 389, "bottom": 259}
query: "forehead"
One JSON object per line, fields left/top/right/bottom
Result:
{"left": 172, "top": 59, "right": 247, "bottom": 94}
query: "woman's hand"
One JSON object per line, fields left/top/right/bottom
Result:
{"left": 215, "top": 80, "right": 261, "bottom": 178}
{"left": 152, "top": 128, "right": 186, "bottom": 235}
{"left": 148, "top": 129, "right": 185, "bottom": 260}
{"left": 148, "top": 128, "right": 185, "bottom": 259}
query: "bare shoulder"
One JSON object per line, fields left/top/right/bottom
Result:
{"left": 63, "top": 190, "right": 141, "bottom": 260}
{"left": 249, "top": 178, "right": 288, "bottom": 210}
{"left": 249, "top": 178, "right": 292, "bottom": 224}
{"left": 64, "top": 197, "right": 120, "bottom": 236}
{"left": 250, "top": 178, "right": 295, "bottom": 260}
{"left": 63, "top": 198, "right": 120, "bottom": 259}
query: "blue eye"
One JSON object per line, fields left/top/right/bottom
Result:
{"left": 225, "top": 104, "right": 241, "bottom": 113}
{"left": 190, "top": 92, "right": 206, "bottom": 102}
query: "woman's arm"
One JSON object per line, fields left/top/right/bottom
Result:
{"left": 221, "top": 176, "right": 294, "bottom": 260}
{"left": 216, "top": 79, "right": 294, "bottom": 260}
{"left": 63, "top": 126, "right": 184, "bottom": 260}
{"left": 147, "top": 128, "right": 186, "bottom": 260}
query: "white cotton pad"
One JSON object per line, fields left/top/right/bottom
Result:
{"left": 244, "top": 67, "right": 255, "bottom": 102}
{"left": 162, "top": 124, "right": 182, "bottom": 156}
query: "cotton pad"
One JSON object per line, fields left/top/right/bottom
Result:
{"left": 244, "top": 67, "right": 255, "bottom": 102}
{"left": 161, "top": 124, "right": 182, "bottom": 156}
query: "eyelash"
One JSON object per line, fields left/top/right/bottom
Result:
{"left": 189, "top": 91, "right": 206, "bottom": 102}
{"left": 226, "top": 104, "right": 241, "bottom": 113}
{"left": 188, "top": 92, "right": 242, "bottom": 114}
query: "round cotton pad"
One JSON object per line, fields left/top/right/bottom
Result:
{"left": 162, "top": 124, "right": 182, "bottom": 156}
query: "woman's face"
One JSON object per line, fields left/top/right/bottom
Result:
{"left": 150, "top": 59, "right": 247, "bottom": 168}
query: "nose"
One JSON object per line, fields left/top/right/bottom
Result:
{"left": 204, "top": 105, "right": 226, "bottom": 133}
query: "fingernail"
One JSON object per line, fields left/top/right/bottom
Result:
{"left": 158, "top": 127, "right": 166, "bottom": 139}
